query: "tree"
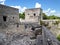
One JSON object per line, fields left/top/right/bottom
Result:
{"left": 19, "top": 12, "right": 25, "bottom": 19}
{"left": 48, "top": 15, "right": 58, "bottom": 19}
{"left": 42, "top": 13, "right": 48, "bottom": 19}
{"left": 57, "top": 17, "right": 60, "bottom": 19}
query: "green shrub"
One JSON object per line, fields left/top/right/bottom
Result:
{"left": 40, "top": 20, "right": 49, "bottom": 27}
{"left": 53, "top": 21, "right": 60, "bottom": 25}
{"left": 40, "top": 20, "right": 43, "bottom": 25}
{"left": 57, "top": 34, "right": 60, "bottom": 41}
{"left": 19, "top": 12, "right": 25, "bottom": 19}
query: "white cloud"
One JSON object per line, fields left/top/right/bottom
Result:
{"left": 46, "top": 8, "right": 51, "bottom": 13}
{"left": 0, "top": 0, "right": 5, "bottom": 1}
{"left": 0, "top": 0, "right": 5, "bottom": 4}
{"left": 43, "top": 8, "right": 56, "bottom": 16}
{"left": 50, "top": 10, "right": 56, "bottom": 13}
{"left": 35, "top": 2, "right": 41, "bottom": 8}
{"left": 22, "top": 7, "right": 27, "bottom": 12}
{"left": 11, "top": 2, "right": 41, "bottom": 13}
{"left": 11, "top": 6, "right": 27, "bottom": 13}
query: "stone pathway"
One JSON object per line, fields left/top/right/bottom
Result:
{"left": 0, "top": 26, "right": 60, "bottom": 45}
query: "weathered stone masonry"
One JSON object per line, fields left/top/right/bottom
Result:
{"left": 0, "top": 4, "right": 21, "bottom": 33}
{"left": 25, "top": 8, "right": 42, "bottom": 24}
{"left": 0, "top": 4, "right": 60, "bottom": 45}
{"left": 0, "top": 5, "right": 19, "bottom": 26}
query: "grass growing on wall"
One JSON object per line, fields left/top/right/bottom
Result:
{"left": 57, "top": 34, "right": 60, "bottom": 41}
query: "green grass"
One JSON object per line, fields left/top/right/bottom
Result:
{"left": 57, "top": 34, "right": 60, "bottom": 41}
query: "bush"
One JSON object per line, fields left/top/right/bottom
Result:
{"left": 19, "top": 13, "right": 25, "bottom": 19}
{"left": 40, "top": 20, "right": 48, "bottom": 27}
{"left": 57, "top": 34, "right": 60, "bottom": 41}
{"left": 40, "top": 20, "right": 43, "bottom": 25}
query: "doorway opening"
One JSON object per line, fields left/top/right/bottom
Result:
{"left": 3, "top": 16, "right": 7, "bottom": 22}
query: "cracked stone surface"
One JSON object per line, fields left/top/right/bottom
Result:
{"left": 0, "top": 31, "right": 36, "bottom": 45}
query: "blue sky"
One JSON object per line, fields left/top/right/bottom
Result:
{"left": 0, "top": 0, "right": 60, "bottom": 16}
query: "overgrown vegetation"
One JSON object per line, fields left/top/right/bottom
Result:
{"left": 40, "top": 20, "right": 48, "bottom": 26}
{"left": 19, "top": 12, "right": 60, "bottom": 19}
{"left": 19, "top": 12, "right": 25, "bottom": 19}
{"left": 42, "top": 13, "right": 60, "bottom": 19}
{"left": 19, "top": 12, "right": 60, "bottom": 26}
{"left": 53, "top": 21, "right": 60, "bottom": 25}
{"left": 57, "top": 34, "right": 60, "bottom": 41}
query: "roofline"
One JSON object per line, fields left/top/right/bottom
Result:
{"left": 0, "top": 4, "right": 19, "bottom": 10}
{"left": 25, "top": 8, "right": 42, "bottom": 10}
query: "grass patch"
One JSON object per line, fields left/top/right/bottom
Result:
{"left": 57, "top": 34, "right": 60, "bottom": 41}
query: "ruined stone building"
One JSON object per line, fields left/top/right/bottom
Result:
{"left": 0, "top": 4, "right": 60, "bottom": 45}
{"left": 25, "top": 8, "right": 42, "bottom": 24}
{"left": 20, "top": 8, "right": 42, "bottom": 25}
{"left": 0, "top": 4, "right": 43, "bottom": 34}
{"left": 0, "top": 4, "right": 43, "bottom": 45}
{"left": 0, "top": 4, "right": 19, "bottom": 26}
{"left": 0, "top": 4, "right": 21, "bottom": 33}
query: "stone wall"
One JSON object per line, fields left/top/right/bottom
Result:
{"left": 42, "top": 20, "right": 60, "bottom": 36}
{"left": 0, "top": 4, "right": 19, "bottom": 28}
{"left": 25, "top": 8, "right": 42, "bottom": 24}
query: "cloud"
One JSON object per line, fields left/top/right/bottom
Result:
{"left": 50, "top": 10, "right": 56, "bottom": 13}
{"left": 11, "top": 6, "right": 27, "bottom": 13}
{"left": 22, "top": 7, "right": 27, "bottom": 12}
{"left": 45, "top": 8, "right": 51, "bottom": 13}
{"left": 43, "top": 8, "right": 56, "bottom": 16}
{"left": 35, "top": 2, "right": 41, "bottom": 8}
{"left": 0, "top": 0, "right": 5, "bottom": 4}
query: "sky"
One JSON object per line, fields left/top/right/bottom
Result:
{"left": 0, "top": 0, "right": 60, "bottom": 16}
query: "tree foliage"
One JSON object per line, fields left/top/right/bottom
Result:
{"left": 19, "top": 12, "right": 60, "bottom": 19}
{"left": 19, "top": 12, "right": 25, "bottom": 19}
{"left": 42, "top": 13, "right": 60, "bottom": 19}
{"left": 48, "top": 15, "right": 58, "bottom": 19}
{"left": 42, "top": 13, "right": 48, "bottom": 19}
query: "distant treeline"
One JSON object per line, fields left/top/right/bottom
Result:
{"left": 19, "top": 12, "right": 60, "bottom": 19}
{"left": 43, "top": 13, "right": 60, "bottom": 19}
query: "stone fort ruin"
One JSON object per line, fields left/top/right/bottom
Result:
{"left": 0, "top": 4, "right": 43, "bottom": 34}
{"left": 0, "top": 4, "right": 19, "bottom": 28}
{"left": 0, "top": 4, "right": 60, "bottom": 45}
{"left": 25, "top": 8, "right": 42, "bottom": 24}
{"left": 20, "top": 8, "right": 42, "bottom": 25}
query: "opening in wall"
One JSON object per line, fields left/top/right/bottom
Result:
{"left": 17, "top": 23, "right": 19, "bottom": 28}
{"left": 28, "top": 13, "right": 29, "bottom": 15}
{"left": 3, "top": 16, "right": 7, "bottom": 22}
{"left": 13, "top": 17, "right": 14, "bottom": 19}
{"left": 34, "top": 13, "right": 36, "bottom": 16}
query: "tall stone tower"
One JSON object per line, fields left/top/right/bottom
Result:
{"left": 25, "top": 8, "right": 42, "bottom": 24}
{"left": 0, "top": 4, "right": 19, "bottom": 28}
